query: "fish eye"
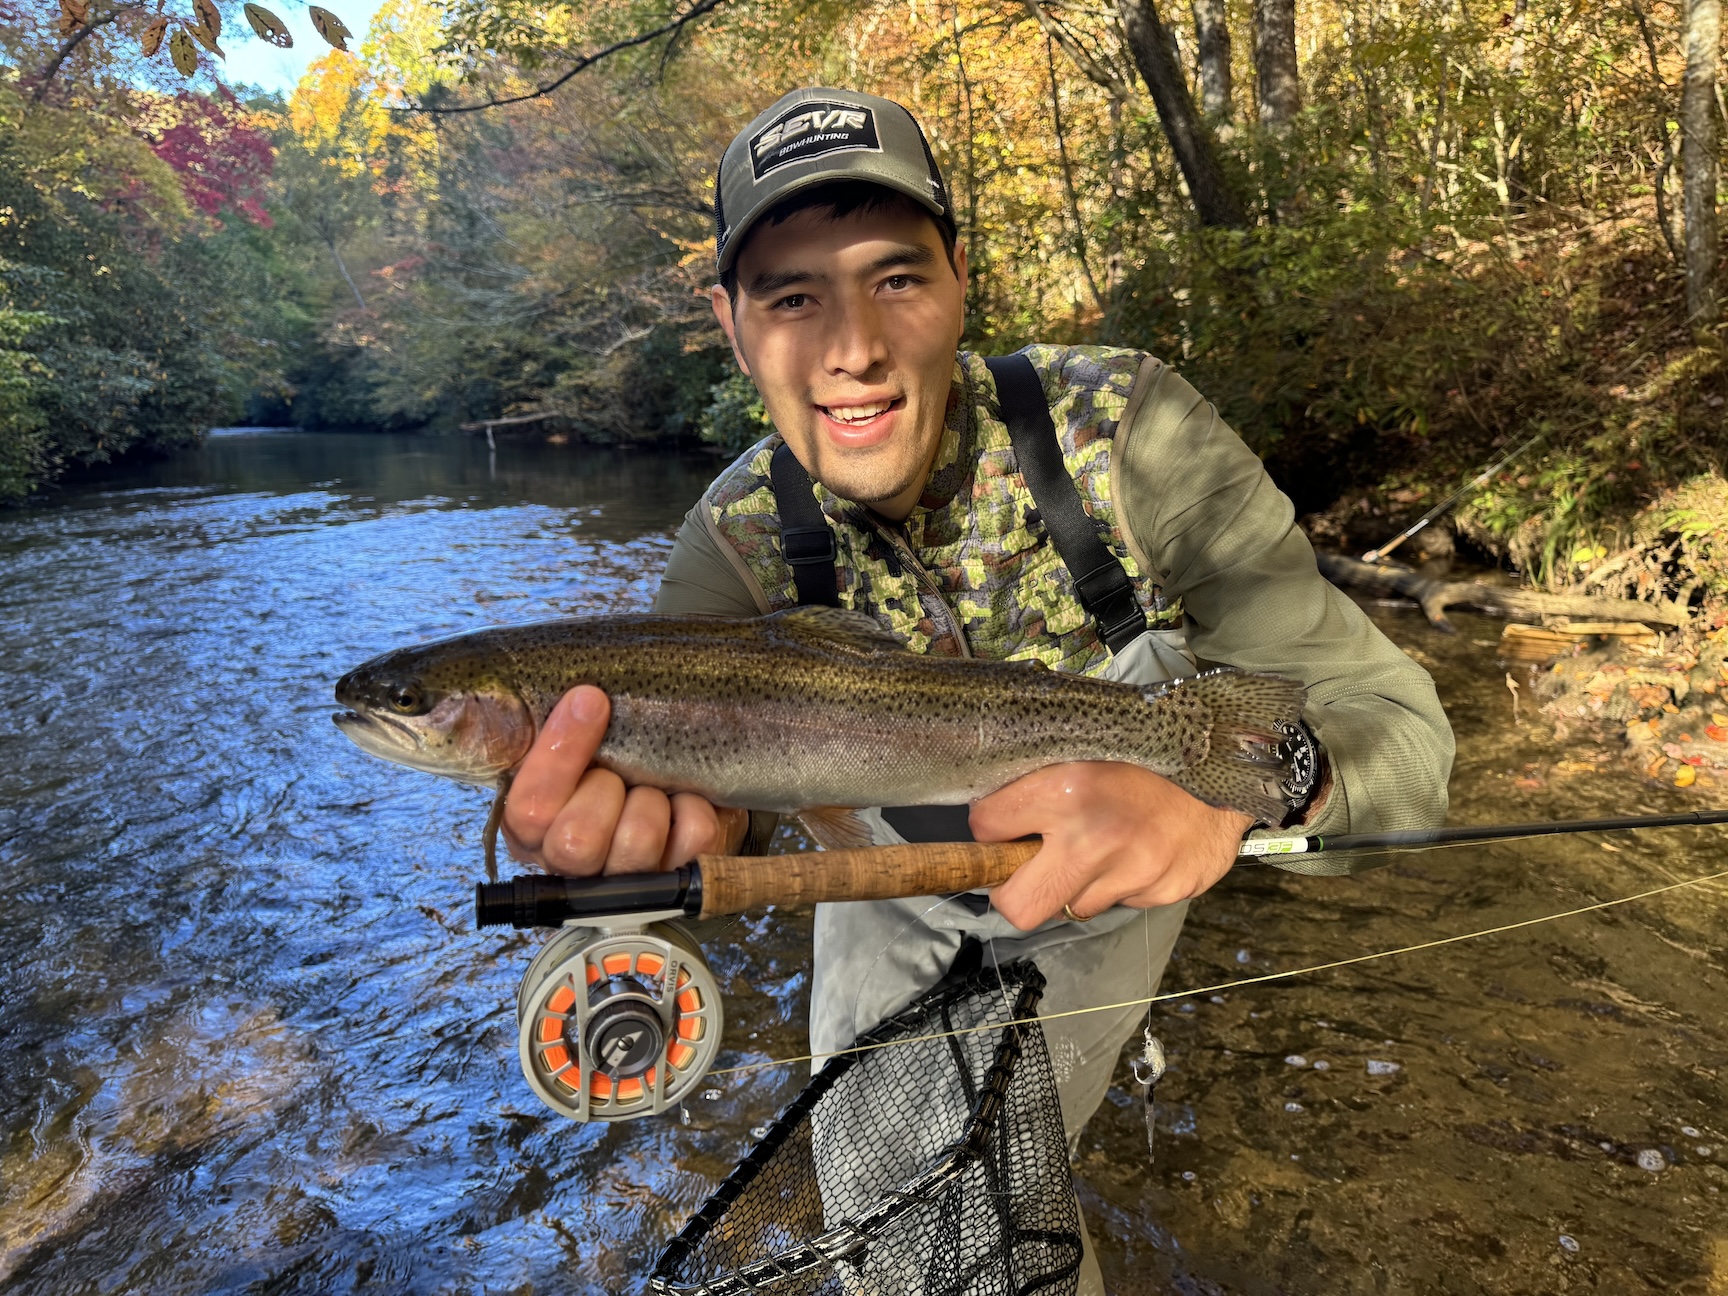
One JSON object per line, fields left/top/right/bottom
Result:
{"left": 388, "top": 684, "right": 426, "bottom": 715}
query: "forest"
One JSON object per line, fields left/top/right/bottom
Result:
{"left": 3, "top": 0, "right": 1727, "bottom": 614}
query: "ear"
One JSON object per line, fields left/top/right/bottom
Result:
{"left": 952, "top": 238, "right": 969, "bottom": 298}
{"left": 709, "top": 283, "right": 751, "bottom": 378}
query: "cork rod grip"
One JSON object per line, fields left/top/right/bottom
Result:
{"left": 693, "top": 840, "right": 1041, "bottom": 918}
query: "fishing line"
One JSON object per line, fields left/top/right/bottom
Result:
{"left": 702, "top": 864, "right": 1728, "bottom": 1082}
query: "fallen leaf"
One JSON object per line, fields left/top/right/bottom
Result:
{"left": 1646, "top": 754, "right": 1668, "bottom": 778}
{"left": 1514, "top": 776, "right": 1544, "bottom": 790}
{"left": 1709, "top": 725, "right": 1728, "bottom": 742}
{"left": 1675, "top": 765, "right": 1697, "bottom": 787}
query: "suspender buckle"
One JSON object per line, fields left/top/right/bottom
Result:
{"left": 780, "top": 525, "right": 837, "bottom": 568}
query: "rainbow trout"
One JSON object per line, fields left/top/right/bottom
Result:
{"left": 333, "top": 607, "right": 1307, "bottom": 853}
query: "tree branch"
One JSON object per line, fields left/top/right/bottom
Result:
{"left": 1022, "top": 1, "right": 1142, "bottom": 106}
{"left": 391, "top": 0, "right": 728, "bottom": 115}
{"left": 33, "top": 2, "right": 145, "bottom": 102}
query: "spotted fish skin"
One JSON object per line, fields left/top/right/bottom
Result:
{"left": 333, "top": 607, "right": 1306, "bottom": 824}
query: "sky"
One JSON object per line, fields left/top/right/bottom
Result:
{"left": 221, "top": 0, "right": 386, "bottom": 96}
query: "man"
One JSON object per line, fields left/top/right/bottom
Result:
{"left": 503, "top": 88, "right": 1453, "bottom": 1289}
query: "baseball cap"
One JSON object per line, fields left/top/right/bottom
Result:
{"left": 714, "top": 87, "right": 953, "bottom": 275}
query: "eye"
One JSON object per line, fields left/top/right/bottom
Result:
{"left": 883, "top": 274, "right": 915, "bottom": 291}
{"left": 388, "top": 684, "right": 426, "bottom": 714}
{"left": 774, "top": 293, "right": 808, "bottom": 310}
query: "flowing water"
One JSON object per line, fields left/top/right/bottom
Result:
{"left": 0, "top": 431, "right": 1723, "bottom": 1294}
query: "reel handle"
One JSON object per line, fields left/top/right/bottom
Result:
{"left": 693, "top": 839, "right": 1038, "bottom": 918}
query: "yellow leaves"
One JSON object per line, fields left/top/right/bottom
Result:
{"left": 141, "top": 15, "right": 168, "bottom": 57}
{"left": 310, "top": 6, "right": 354, "bottom": 51}
{"left": 289, "top": 51, "right": 369, "bottom": 146}
{"left": 168, "top": 27, "right": 199, "bottom": 76}
{"left": 243, "top": 4, "right": 293, "bottom": 49}
{"left": 1675, "top": 763, "right": 1697, "bottom": 787}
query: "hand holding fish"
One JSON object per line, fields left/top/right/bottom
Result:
{"left": 502, "top": 685, "right": 750, "bottom": 875}
{"left": 972, "top": 761, "right": 1253, "bottom": 930}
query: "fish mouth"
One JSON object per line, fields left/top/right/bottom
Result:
{"left": 332, "top": 708, "right": 423, "bottom": 758}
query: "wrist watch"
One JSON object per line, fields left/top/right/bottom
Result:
{"left": 1274, "top": 720, "right": 1323, "bottom": 821}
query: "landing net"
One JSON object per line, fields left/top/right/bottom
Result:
{"left": 649, "top": 958, "right": 1081, "bottom": 1296}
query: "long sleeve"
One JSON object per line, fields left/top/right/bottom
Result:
{"left": 653, "top": 500, "right": 769, "bottom": 617}
{"left": 1114, "top": 359, "right": 1455, "bottom": 873}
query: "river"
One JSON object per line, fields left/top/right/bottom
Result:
{"left": 1, "top": 430, "right": 1723, "bottom": 1294}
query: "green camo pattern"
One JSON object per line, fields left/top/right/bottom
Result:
{"left": 704, "top": 345, "right": 1184, "bottom": 674}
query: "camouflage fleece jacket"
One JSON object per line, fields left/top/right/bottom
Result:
{"left": 653, "top": 345, "right": 1454, "bottom": 867}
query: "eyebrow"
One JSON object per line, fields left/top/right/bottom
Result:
{"left": 744, "top": 242, "right": 938, "bottom": 298}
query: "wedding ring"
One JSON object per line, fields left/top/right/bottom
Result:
{"left": 1062, "top": 902, "right": 1092, "bottom": 924}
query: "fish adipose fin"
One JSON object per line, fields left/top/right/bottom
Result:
{"left": 769, "top": 606, "right": 907, "bottom": 655}
{"left": 1161, "top": 670, "right": 1308, "bottom": 825}
{"left": 798, "top": 805, "right": 877, "bottom": 850}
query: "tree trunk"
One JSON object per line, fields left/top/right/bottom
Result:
{"left": 1682, "top": 0, "right": 1721, "bottom": 326}
{"left": 1192, "top": 0, "right": 1232, "bottom": 119}
{"left": 1116, "top": 0, "right": 1247, "bottom": 227}
{"left": 1252, "top": 0, "right": 1300, "bottom": 127}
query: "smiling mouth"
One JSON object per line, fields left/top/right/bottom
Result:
{"left": 818, "top": 397, "right": 902, "bottom": 426}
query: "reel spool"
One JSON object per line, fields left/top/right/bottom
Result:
{"left": 514, "top": 920, "right": 723, "bottom": 1122}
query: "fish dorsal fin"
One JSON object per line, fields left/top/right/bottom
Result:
{"left": 797, "top": 805, "right": 877, "bottom": 850}
{"left": 769, "top": 606, "right": 907, "bottom": 655}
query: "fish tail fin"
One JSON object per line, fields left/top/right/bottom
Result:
{"left": 1159, "top": 669, "right": 1308, "bottom": 824}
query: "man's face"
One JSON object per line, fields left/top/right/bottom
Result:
{"left": 710, "top": 203, "right": 968, "bottom": 521}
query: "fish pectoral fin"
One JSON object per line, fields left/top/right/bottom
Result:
{"left": 797, "top": 805, "right": 877, "bottom": 851}
{"left": 769, "top": 606, "right": 907, "bottom": 655}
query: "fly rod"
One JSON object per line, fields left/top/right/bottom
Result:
{"left": 1362, "top": 428, "right": 1545, "bottom": 564}
{"left": 1237, "top": 807, "right": 1728, "bottom": 856}
{"left": 476, "top": 808, "right": 1728, "bottom": 928}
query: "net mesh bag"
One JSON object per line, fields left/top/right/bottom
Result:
{"left": 649, "top": 957, "right": 1081, "bottom": 1296}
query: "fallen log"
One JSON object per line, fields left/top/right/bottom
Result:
{"left": 1315, "top": 552, "right": 1690, "bottom": 633}
{"left": 458, "top": 411, "right": 558, "bottom": 432}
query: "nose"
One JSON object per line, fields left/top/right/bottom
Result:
{"left": 334, "top": 669, "right": 356, "bottom": 701}
{"left": 823, "top": 288, "right": 891, "bottom": 382}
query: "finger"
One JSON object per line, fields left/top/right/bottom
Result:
{"left": 503, "top": 686, "right": 610, "bottom": 855}
{"left": 540, "top": 767, "right": 626, "bottom": 876}
{"left": 607, "top": 786, "right": 673, "bottom": 874}
{"left": 969, "top": 765, "right": 1071, "bottom": 844}
{"left": 662, "top": 793, "right": 723, "bottom": 869}
{"left": 989, "top": 841, "right": 1103, "bottom": 932}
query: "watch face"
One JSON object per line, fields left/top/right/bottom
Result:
{"left": 1275, "top": 721, "right": 1319, "bottom": 809}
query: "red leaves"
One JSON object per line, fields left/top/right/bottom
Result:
{"left": 147, "top": 93, "right": 275, "bottom": 226}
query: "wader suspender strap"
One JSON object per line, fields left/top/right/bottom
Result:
{"left": 983, "top": 354, "right": 1149, "bottom": 654}
{"left": 770, "top": 442, "right": 840, "bottom": 608}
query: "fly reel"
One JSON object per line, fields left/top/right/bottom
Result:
{"left": 513, "top": 919, "right": 724, "bottom": 1122}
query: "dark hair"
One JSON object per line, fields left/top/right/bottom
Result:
{"left": 720, "top": 180, "right": 959, "bottom": 303}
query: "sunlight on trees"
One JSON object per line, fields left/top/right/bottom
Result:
{"left": 2, "top": 0, "right": 1725, "bottom": 602}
